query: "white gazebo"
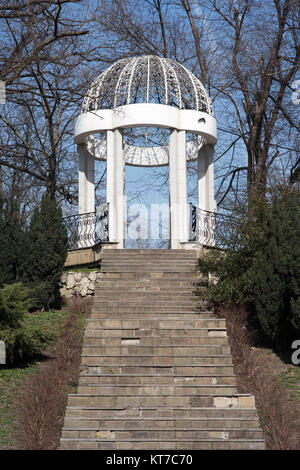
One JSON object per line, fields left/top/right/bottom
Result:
{"left": 74, "top": 55, "right": 217, "bottom": 249}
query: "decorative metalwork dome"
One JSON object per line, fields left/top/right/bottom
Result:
{"left": 82, "top": 55, "right": 212, "bottom": 115}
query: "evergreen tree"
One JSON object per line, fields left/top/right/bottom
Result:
{"left": 0, "top": 194, "right": 27, "bottom": 287}
{"left": 249, "top": 192, "right": 300, "bottom": 349}
{"left": 200, "top": 189, "right": 300, "bottom": 351}
{"left": 23, "top": 194, "right": 68, "bottom": 310}
{"left": 0, "top": 288, "right": 8, "bottom": 324}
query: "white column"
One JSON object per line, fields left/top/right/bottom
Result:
{"left": 169, "top": 129, "right": 189, "bottom": 249}
{"left": 197, "top": 144, "right": 215, "bottom": 213}
{"left": 78, "top": 144, "right": 95, "bottom": 248}
{"left": 106, "top": 129, "right": 125, "bottom": 248}
{"left": 78, "top": 144, "right": 95, "bottom": 214}
{"left": 197, "top": 144, "right": 216, "bottom": 246}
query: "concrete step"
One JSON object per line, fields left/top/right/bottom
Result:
{"left": 102, "top": 249, "right": 198, "bottom": 253}
{"left": 78, "top": 375, "right": 237, "bottom": 386}
{"left": 82, "top": 336, "right": 229, "bottom": 346}
{"left": 83, "top": 328, "right": 228, "bottom": 338}
{"left": 81, "top": 356, "right": 233, "bottom": 367}
{"left": 102, "top": 272, "right": 201, "bottom": 279}
{"left": 101, "top": 256, "right": 197, "bottom": 269}
{"left": 85, "top": 318, "right": 226, "bottom": 329}
{"left": 90, "top": 309, "right": 210, "bottom": 316}
{"left": 89, "top": 313, "right": 213, "bottom": 319}
{"left": 81, "top": 345, "right": 231, "bottom": 355}
{"left": 61, "top": 428, "right": 263, "bottom": 440}
{"left": 63, "top": 416, "right": 260, "bottom": 429}
{"left": 80, "top": 365, "right": 235, "bottom": 376}
{"left": 66, "top": 393, "right": 246, "bottom": 408}
{"left": 60, "top": 438, "right": 265, "bottom": 450}
{"left": 94, "top": 292, "right": 205, "bottom": 299}
{"left": 97, "top": 280, "right": 207, "bottom": 287}
{"left": 64, "top": 406, "right": 260, "bottom": 420}
{"left": 101, "top": 266, "right": 196, "bottom": 279}
{"left": 76, "top": 384, "right": 238, "bottom": 396}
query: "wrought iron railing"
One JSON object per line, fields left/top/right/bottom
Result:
{"left": 63, "top": 204, "right": 109, "bottom": 250}
{"left": 189, "top": 204, "right": 236, "bottom": 248}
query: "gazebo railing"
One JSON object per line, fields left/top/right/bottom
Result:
{"left": 63, "top": 204, "right": 109, "bottom": 250}
{"left": 189, "top": 204, "right": 235, "bottom": 248}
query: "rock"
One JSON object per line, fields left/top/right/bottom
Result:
{"left": 79, "top": 277, "right": 90, "bottom": 296}
{"left": 88, "top": 272, "right": 97, "bottom": 282}
{"left": 66, "top": 274, "right": 76, "bottom": 290}
{"left": 88, "top": 281, "right": 95, "bottom": 292}
{"left": 75, "top": 272, "right": 82, "bottom": 282}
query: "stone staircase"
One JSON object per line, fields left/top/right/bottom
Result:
{"left": 60, "top": 249, "right": 265, "bottom": 450}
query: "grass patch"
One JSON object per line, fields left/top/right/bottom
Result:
{"left": 0, "top": 364, "right": 37, "bottom": 448}
{"left": 24, "top": 307, "right": 70, "bottom": 346}
{"left": 62, "top": 266, "right": 100, "bottom": 273}
{"left": 0, "top": 307, "right": 70, "bottom": 449}
{"left": 277, "top": 366, "right": 300, "bottom": 402}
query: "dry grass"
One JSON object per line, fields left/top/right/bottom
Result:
{"left": 16, "top": 296, "right": 92, "bottom": 450}
{"left": 216, "top": 304, "right": 299, "bottom": 450}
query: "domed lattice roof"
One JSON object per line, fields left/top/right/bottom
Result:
{"left": 82, "top": 55, "right": 212, "bottom": 115}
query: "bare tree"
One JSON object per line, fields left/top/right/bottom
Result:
{"left": 0, "top": 0, "right": 89, "bottom": 212}
{"left": 180, "top": 0, "right": 299, "bottom": 202}
{"left": 91, "top": 0, "right": 299, "bottom": 206}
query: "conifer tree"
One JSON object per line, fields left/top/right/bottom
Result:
{"left": 0, "top": 194, "right": 27, "bottom": 287}
{"left": 23, "top": 194, "right": 68, "bottom": 310}
{"left": 249, "top": 192, "right": 300, "bottom": 349}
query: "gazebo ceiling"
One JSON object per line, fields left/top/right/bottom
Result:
{"left": 82, "top": 55, "right": 213, "bottom": 115}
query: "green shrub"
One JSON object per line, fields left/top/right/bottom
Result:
{"left": 0, "top": 196, "right": 27, "bottom": 287}
{"left": 200, "top": 189, "right": 300, "bottom": 351}
{"left": 0, "top": 283, "right": 32, "bottom": 327}
{"left": 0, "top": 283, "right": 53, "bottom": 365}
{"left": 248, "top": 193, "right": 300, "bottom": 348}
{"left": 22, "top": 194, "right": 68, "bottom": 311}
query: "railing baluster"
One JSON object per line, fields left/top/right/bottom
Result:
{"left": 63, "top": 204, "right": 109, "bottom": 250}
{"left": 189, "top": 205, "right": 233, "bottom": 248}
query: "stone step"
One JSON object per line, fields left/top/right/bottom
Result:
{"left": 81, "top": 345, "right": 231, "bottom": 356}
{"left": 81, "top": 365, "right": 235, "bottom": 376}
{"left": 103, "top": 272, "right": 201, "bottom": 279}
{"left": 61, "top": 428, "right": 263, "bottom": 441}
{"left": 97, "top": 280, "right": 207, "bottom": 287}
{"left": 91, "top": 301, "right": 207, "bottom": 307}
{"left": 101, "top": 251, "right": 198, "bottom": 257}
{"left": 101, "top": 260, "right": 198, "bottom": 265}
{"left": 83, "top": 336, "right": 229, "bottom": 346}
{"left": 81, "top": 356, "right": 233, "bottom": 367}
{"left": 78, "top": 375, "right": 237, "bottom": 385}
{"left": 91, "top": 300, "right": 209, "bottom": 306}
{"left": 76, "top": 384, "right": 238, "bottom": 396}
{"left": 94, "top": 292, "right": 206, "bottom": 298}
{"left": 64, "top": 406, "right": 260, "bottom": 420}
{"left": 85, "top": 318, "right": 226, "bottom": 329}
{"left": 84, "top": 328, "right": 227, "bottom": 338}
{"left": 94, "top": 292, "right": 205, "bottom": 299}
{"left": 60, "top": 438, "right": 265, "bottom": 450}
{"left": 89, "top": 313, "right": 213, "bottom": 319}
{"left": 90, "top": 309, "right": 210, "bottom": 316}
{"left": 66, "top": 393, "right": 247, "bottom": 408}
{"left": 63, "top": 416, "right": 260, "bottom": 429}
{"left": 101, "top": 266, "right": 196, "bottom": 278}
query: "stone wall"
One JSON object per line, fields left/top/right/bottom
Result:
{"left": 60, "top": 271, "right": 103, "bottom": 297}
